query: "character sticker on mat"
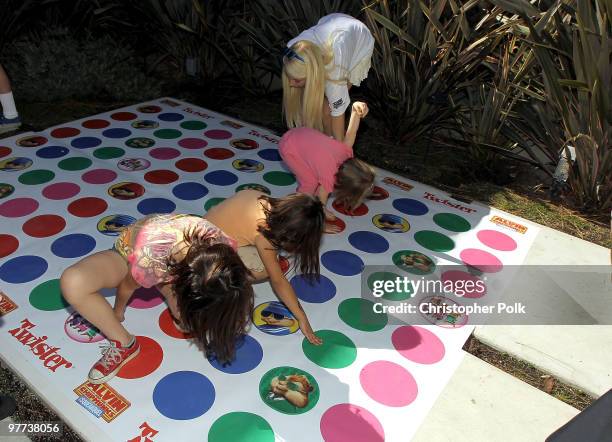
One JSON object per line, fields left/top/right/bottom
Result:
{"left": 17, "top": 135, "right": 48, "bottom": 147}
{"left": 131, "top": 120, "right": 160, "bottom": 130}
{"left": 160, "top": 99, "right": 180, "bottom": 107}
{"left": 419, "top": 295, "right": 468, "bottom": 328}
{"left": 232, "top": 159, "right": 264, "bottom": 173}
{"left": 259, "top": 366, "right": 319, "bottom": 414}
{"left": 137, "top": 105, "right": 162, "bottom": 113}
{"left": 0, "top": 157, "right": 33, "bottom": 171}
{"left": 108, "top": 182, "right": 145, "bottom": 200}
{"left": 382, "top": 176, "right": 414, "bottom": 192}
{"left": 367, "top": 185, "right": 389, "bottom": 200}
{"left": 230, "top": 138, "right": 258, "bottom": 150}
{"left": 64, "top": 312, "right": 104, "bottom": 343}
{"left": 118, "top": 157, "right": 151, "bottom": 171}
{"left": 126, "top": 137, "right": 155, "bottom": 149}
{"left": 253, "top": 301, "right": 298, "bottom": 336}
{"left": 235, "top": 183, "right": 271, "bottom": 194}
{"left": 221, "top": 120, "right": 244, "bottom": 129}
{"left": 373, "top": 213, "right": 410, "bottom": 233}
{"left": 0, "top": 291, "right": 18, "bottom": 316}
{"left": 74, "top": 381, "right": 131, "bottom": 422}
{"left": 490, "top": 215, "right": 528, "bottom": 234}
{"left": 97, "top": 214, "right": 137, "bottom": 236}
{"left": 393, "top": 250, "right": 436, "bottom": 275}
{"left": 0, "top": 183, "right": 15, "bottom": 198}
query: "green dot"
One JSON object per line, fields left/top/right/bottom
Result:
{"left": 204, "top": 197, "right": 225, "bottom": 211}
{"left": 392, "top": 250, "right": 436, "bottom": 275}
{"left": 263, "top": 171, "right": 296, "bottom": 186}
{"left": 338, "top": 298, "right": 388, "bottom": 332}
{"left": 367, "top": 271, "right": 412, "bottom": 300}
{"left": 180, "top": 120, "right": 207, "bottom": 130}
{"left": 94, "top": 147, "right": 125, "bottom": 159}
{"left": 29, "top": 279, "right": 69, "bottom": 311}
{"left": 258, "top": 366, "right": 320, "bottom": 414}
{"left": 18, "top": 169, "right": 55, "bottom": 185}
{"left": 433, "top": 213, "right": 471, "bottom": 232}
{"left": 414, "top": 230, "right": 455, "bottom": 252}
{"left": 154, "top": 129, "right": 182, "bottom": 139}
{"left": 302, "top": 329, "right": 357, "bottom": 369}
{"left": 58, "top": 157, "right": 92, "bottom": 171}
{"left": 208, "top": 412, "right": 274, "bottom": 442}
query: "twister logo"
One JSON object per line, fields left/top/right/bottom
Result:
{"left": 0, "top": 291, "right": 18, "bottom": 316}
{"left": 64, "top": 312, "right": 104, "bottom": 343}
{"left": 7, "top": 319, "right": 73, "bottom": 372}
{"left": 128, "top": 422, "right": 159, "bottom": 442}
{"left": 423, "top": 192, "right": 477, "bottom": 214}
{"left": 74, "top": 381, "right": 130, "bottom": 422}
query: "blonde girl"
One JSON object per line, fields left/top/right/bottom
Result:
{"left": 283, "top": 13, "right": 374, "bottom": 141}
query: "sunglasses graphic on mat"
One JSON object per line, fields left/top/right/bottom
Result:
{"left": 261, "top": 310, "right": 286, "bottom": 320}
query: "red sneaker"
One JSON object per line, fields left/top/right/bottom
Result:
{"left": 88, "top": 337, "right": 140, "bottom": 384}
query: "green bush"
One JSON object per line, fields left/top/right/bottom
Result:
{"left": 3, "top": 29, "right": 162, "bottom": 103}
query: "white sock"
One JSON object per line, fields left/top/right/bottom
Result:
{"left": 0, "top": 92, "right": 18, "bottom": 119}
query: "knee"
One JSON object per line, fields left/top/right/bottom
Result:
{"left": 60, "top": 267, "right": 87, "bottom": 303}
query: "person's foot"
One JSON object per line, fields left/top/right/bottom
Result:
{"left": 0, "top": 395, "right": 17, "bottom": 420}
{"left": 88, "top": 337, "right": 140, "bottom": 384}
{"left": 0, "top": 115, "right": 21, "bottom": 135}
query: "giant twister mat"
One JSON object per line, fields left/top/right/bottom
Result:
{"left": 0, "top": 98, "right": 539, "bottom": 442}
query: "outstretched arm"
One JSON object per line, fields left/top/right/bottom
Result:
{"left": 343, "top": 101, "right": 369, "bottom": 149}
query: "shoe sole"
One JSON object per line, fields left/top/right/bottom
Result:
{"left": 0, "top": 124, "right": 21, "bottom": 135}
{"left": 88, "top": 345, "right": 141, "bottom": 385}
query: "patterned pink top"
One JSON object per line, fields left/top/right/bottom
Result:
{"left": 115, "top": 214, "right": 237, "bottom": 288}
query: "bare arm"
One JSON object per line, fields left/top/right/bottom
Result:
{"left": 331, "top": 114, "right": 345, "bottom": 142}
{"left": 254, "top": 235, "right": 322, "bottom": 345}
{"left": 343, "top": 102, "right": 369, "bottom": 149}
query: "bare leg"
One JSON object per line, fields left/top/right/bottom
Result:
{"left": 322, "top": 97, "right": 332, "bottom": 136}
{"left": 60, "top": 251, "right": 133, "bottom": 346}
{"left": 113, "top": 270, "right": 140, "bottom": 322}
{"left": 0, "top": 65, "right": 11, "bottom": 94}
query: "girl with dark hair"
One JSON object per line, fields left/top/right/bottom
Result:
{"left": 60, "top": 214, "right": 253, "bottom": 384}
{"left": 205, "top": 190, "right": 324, "bottom": 345}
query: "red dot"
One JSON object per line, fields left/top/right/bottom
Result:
{"left": 332, "top": 200, "right": 369, "bottom": 216}
{"left": 175, "top": 158, "right": 208, "bottom": 172}
{"left": 278, "top": 255, "right": 290, "bottom": 274}
{"left": 144, "top": 170, "right": 179, "bottom": 184}
{"left": 367, "top": 186, "right": 389, "bottom": 201}
{"left": 50, "top": 127, "right": 81, "bottom": 138}
{"left": 82, "top": 169, "right": 117, "bottom": 184}
{"left": 204, "top": 148, "right": 234, "bottom": 160}
{"left": 82, "top": 119, "right": 110, "bottom": 129}
{"left": 159, "top": 308, "right": 192, "bottom": 339}
{"left": 111, "top": 112, "right": 137, "bottom": 121}
{"left": 22, "top": 214, "right": 66, "bottom": 237}
{"left": 178, "top": 138, "right": 207, "bottom": 149}
{"left": 0, "top": 146, "right": 11, "bottom": 158}
{"left": 204, "top": 129, "right": 233, "bottom": 140}
{"left": 0, "top": 234, "right": 19, "bottom": 258}
{"left": 68, "top": 197, "right": 108, "bottom": 217}
{"left": 42, "top": 182, "right": 81, "bottom": 200}
{"left": 117, "top": 336, "right": 164, "bottom": 379}
{"left": 326, "top": 216, "right": 346, "bottom": 234}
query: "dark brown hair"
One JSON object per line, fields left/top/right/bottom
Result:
{"left": 168, "top": 233, "right": 254, "bottom": 363}
{"left": 334, "top": 158, "right": 375, "bottom": 212}
{"left": 257, "top": 193, "right": 324, "bottom": 277}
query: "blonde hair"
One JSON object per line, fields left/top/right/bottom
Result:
{"left": 282, "top": 40, "right": 333, "bottom": 131}
{"left": 334, "top": 158, "right": 376, "bottom": 212}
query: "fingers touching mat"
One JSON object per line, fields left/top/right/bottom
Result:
{"left": 0, "top": 98, "right": 539, "bottom": 441}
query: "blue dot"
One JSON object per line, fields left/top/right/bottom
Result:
{"left": 51, "top": 234, "right": 96, "bottom": 258}
{"left": 348, "top": 231, "right": 389, "bottom": 254}
{"left": 102, "top": 128, "right": 132, "bottom": 139}
{"left": 71, "top": 137, "right": 102, "bottom": 149}
{"left": 290, "top": 274, "right": 336, "bottom": 303}
{"left": 321, "top": 250, "right": 364, "bottom": 276}
{"left": 258, "top": 149, "right": 282, "bottom": 161}
{"left": 208, "top": 335, "right": 263, "bottom": 374}
{"left": 204, "top": 170, "right": 238, "bottom": 186}
{"left": 158, "top": 113, "right": 184, "bottom": 122}
{"left": 36, "top": 146, "right": 69, "bottom": 159}
{"left": 172, "top": 182, "right": 209, "bottom": 200}
{"left": 137, "top": 198, "right": 176, "bottom": 215}
{"left": 0, "top": 256, "right": 48, "bottom": 283}
{"left": 153, "top": 371, "right": 215, "bottom": 420}
{"left": 393, "top": 198, "right": 429, "bottom": 216}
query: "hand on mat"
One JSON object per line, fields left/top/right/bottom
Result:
{"left": 324, "top": 220, "right": 342, "bottom": 234}
{"left": 324, "top": 207, "right": 337, "bottom": 221}
{"left": 352, "top": 101, "right": 369, "bottom": 119}
{"left": 300, "top": 318, "right": 322, "bottom": 345}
